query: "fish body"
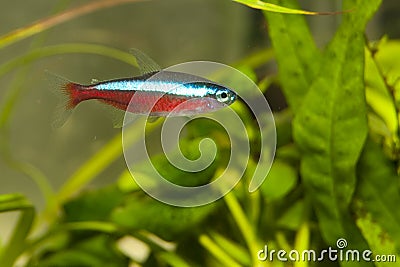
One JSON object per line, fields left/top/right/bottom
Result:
{"left": 49, "top": 49, "right": 236, "bottom": 127}
{"left": 60, "top": 71, "right": 236, "bottom": 116}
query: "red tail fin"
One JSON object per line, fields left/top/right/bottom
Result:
{"left": 45, "top": 71, "right": 81, "bottom": 128}
{"left": 62, "top": 82, "right": 81, "bottom": 109}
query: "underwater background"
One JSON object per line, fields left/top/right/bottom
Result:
{"left": 1, "top": 0, "right": 399, "bottom": 266}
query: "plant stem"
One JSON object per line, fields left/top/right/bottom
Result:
{"left": 0, "top": 0, "right": 148, "bottom": 50}
{"left": 0, "top": 195, "right": 35, "bottom": 267}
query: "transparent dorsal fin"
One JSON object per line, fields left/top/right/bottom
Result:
{"left": 129, "top": 48, "right": 162, "bottom": 75}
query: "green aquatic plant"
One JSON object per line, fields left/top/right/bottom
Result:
{"left": 1, "top": 0, "right": 399, "bottom": 266}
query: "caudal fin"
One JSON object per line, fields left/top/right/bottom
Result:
{"left": 45, "top": 70, "right": 79, "bottom": 128}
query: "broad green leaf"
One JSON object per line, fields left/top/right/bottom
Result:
{"left": 356, "top": 138, "right": 400, "bottom": 254}
{"left": 234, "top": 0, "right": 337, "bottom": 15}
{"left": 276, "top": 199, "right": 305, "bottom": 230}
{"left": 111, "top": 195, "right": 217, "bottom": 240}
{"left": 63, "top": 186, "right": 124, "bottom": 222}
{"left": 292, "top": 0, "right": 382, "bottom": 263}
{"left": 260, "top": 160, "right": 297, "bottom": 200}
{"left": 117, "top": 169, "right": 140, "bottom": 192}
{"left": 264, "top": 0, "right": 319, "bottom": 109}
{"left": 38, "top": 235, "right": 128, "bottom": 267}
{"left": 274, "top": 110, "right": 293, "bottom": 148}
{"left": 38, "top": 250, "right": 103, "bottom": 267}
{"left": 355, "top": 205, "right": 399, "bottom": 267}
{"left": 150, "top": 137, "right": 222, "bottom": 187}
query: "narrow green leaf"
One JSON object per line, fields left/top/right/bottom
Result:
{"left": 365, "top": 45, "right": 398, "bottom": 137}
{"left": 158, "top": 251, "right": 192, "bottom": 267}
{"left": 199, "top": 235, "right": 241, "bottom": 267}
{"left": 293, "top": 223, "right": 309, "bottom": 267}
{"left": 356, "top": 138, "right": 400, "bottom": 254}
{"left": 0, "top": 194, "right": 32, "bottom": 212}
{"left": 224, "top": 192, "right": 260, "bottom": 266}
{"left": 0, "top": 0, "right": 147, "bottom": 50}
{"left": 292, "top": 0, "right": 382, "bottom": 263}
{"left": 210, "top": 232, "right": 251, "bottom": 266}
{"left": 0, "top": 43, "right": 138, "bottom": 80}
{"left": 365, "top": 40, "right": 400, "bottom": 159}
{"left": 233, "top": 48, "right": 274, "bottom": 71}
{"left": 62, "top": 221, "right": 119, "bottom": 233}
{"left": 234, "top": 0, "right": 339, "bottom": 15}
{"left": 0, "top": 194, "right": 35, "bottom": 267}
{"left": 373, "top": 40, "right": 400, "bottom": 89}
{"left": 264, "top": 0, "right": 319, "bottom": 109}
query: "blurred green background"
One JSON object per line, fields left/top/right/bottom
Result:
{"left": 0, "top": 0, "right": 257, "bottom": 239}
{"left": 0, "top": 0, "right": 399, "bottom": 266}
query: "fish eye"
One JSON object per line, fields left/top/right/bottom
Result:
{"left": 216, "top": 90, "right": 231, "bottom": 103}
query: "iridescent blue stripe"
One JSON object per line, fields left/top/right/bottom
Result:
{"left": 94, "top": 79, "right": 217, "bottom": 98}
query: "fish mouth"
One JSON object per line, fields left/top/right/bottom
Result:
{"left": 225, "top": 91, "right": 237, "bottom": 106}
{"left": 228, "top": 92, "right": 237, "bottom": 105}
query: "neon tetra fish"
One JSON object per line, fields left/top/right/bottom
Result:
{"left": 48, "top": 49, "right": 237, "bottom": 127}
